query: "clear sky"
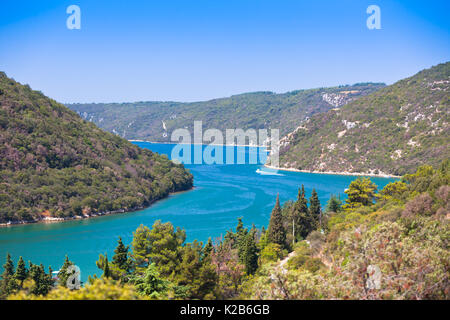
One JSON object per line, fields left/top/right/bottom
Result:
{"left": 0, "top": 0, "right": 449, "bottom": 103}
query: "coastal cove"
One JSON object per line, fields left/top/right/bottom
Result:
{"left": 0, "top": 142, "right": 396, "bottom": 282}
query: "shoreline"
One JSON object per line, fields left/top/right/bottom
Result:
{"left": 264, "top": 165, "right": 401, "bottom": 178}
{"left": 133, "top": 141, "right": 398, "bottom": 178}
{"left": 0, "top": 187, "right": 195, "bottom": 228}
{"left": 129, "top": 140, "right": 267, "bottom": 148}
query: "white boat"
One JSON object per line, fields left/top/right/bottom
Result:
{"left": 256, "top": 168, "right": 283, "bottom": 176}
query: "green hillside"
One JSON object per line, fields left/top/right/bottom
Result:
{"left": 67, "top": 83, "right": 385, "bottom": 142}
{"left": 0, "top": 73, "right": 193, "bottom": 224}
{"left": 3, "top": 161, "right": 449, "bottom": 300}
{"left": 274, "top": 62, "right": 450, "bottom": 176}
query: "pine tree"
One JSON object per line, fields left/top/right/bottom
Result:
{"left": 236, "top": 217, "right": 244, "bottom": 235}
{"left": 14, "top": 256, "right": 27, "bottom": 287}
{"left": 96, "top": 253, "right": 109, "bottom": 274}
{"left": 147, "top": 220, "right": 186, "bottom": 278}
{"left": 103, "top": 254, "right": 111, "bottom": 278}
{"left": 28, "top": 264, "right": 52, "bottom": 296}
{"left": 236, "top": 217, "right": 248, "bottom": 249}
{"left": 130, "top": 263, "right": 170, "bottom": 299}
{"left": 176, "top": 241, "right": 217, "bottom": 299}
{"left": 132, "top": 224, "right": 152, "bottom": 271}
{"left": 236, "top": 218, "right": 250, "bottom": 262}
{"left": 242, "top": 229, "right": 259, "bottom": 275}
{"left": 112, "top": 237, "right": 130, "bottom": 272}
{"left": 258, "top": 226, "right": 269, "bottom": 251}
{"left": 203, "top": 237, "right": 213, "bottom": 258}
{"left": 2, "top": 253, "right": 14, "bottom": 279}
{"left": 309, "top": 188, "right": 321, "bottom": 228}
{"left": 290, "top": 185, "right": 311, "bottom": 241}
{"left": 268, "top": 194, "right": 286, "bottom": 247}
{"left": 343, "top": 177, "right": 378, "bottom": 209}
{"left": 0, "top": 253, "right": 16, "bottom": 298}
{"left": 57, "top": 255, "right": 74, "bottom": 287}
{"left": 47, "top": 266, "right": 55, "bottom": 288}
{"left": 196, "top": 259, "right": 218, "bottom": 299}
{"left": 325, "top": 194, "right": 342, "bottom": 213}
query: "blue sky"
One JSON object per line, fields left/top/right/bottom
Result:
{"left": 0, "top": 0, "right": 449, "bottom": 103}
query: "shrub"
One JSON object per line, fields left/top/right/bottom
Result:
{"left": 306, "top": 231, "right": 325, "bottom": 255}
{"left": 402, "top": 193, "right": 434, "bottom": 217}
{"left": 287, "top": 255, "right": 308, "bottom": 269}
{"left": 303, "top": 258, "right": 324, "bottom": 273}
{"left": 260, "top": 243, "right": 287, "bottom": 263}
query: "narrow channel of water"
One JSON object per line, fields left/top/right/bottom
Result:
{"left": 0, "top": 143, "right": 396, "bottom": 281}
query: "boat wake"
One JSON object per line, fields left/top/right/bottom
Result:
{"left": 256, "top": 168, "right": 284, "bottom": 176}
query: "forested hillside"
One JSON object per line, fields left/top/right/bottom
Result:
{"left": 2, "top": 161, "right": 448, "bottom": 300}
{"left": 0, "top": 73, "right": 193, "bottom": 224}
{"left": 241, "top": 161, "right": 449, "bottom": 299}
{"left": 67, "top": 83, "right": 385, "bottom": 142}
{"left": 274, "top": 62, "right": 450, "bottom": 176}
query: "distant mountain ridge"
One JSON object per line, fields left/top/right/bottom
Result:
{"left": 67, "top": 83, "right": 385, "bottom": 142}
{"left": 272, "top": 62, "right": 450, "bottom": 176}
{"left": 0, "top": 73, "right": 193, "bottom": 224}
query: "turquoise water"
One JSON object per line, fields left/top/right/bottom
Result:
{"left": 0, "top": 143, "right": 396, "bottom": 281}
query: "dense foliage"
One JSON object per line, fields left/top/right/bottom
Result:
{"left": 0, "top": 73, "right": 193, "bottom": 223}
{"left": 276, "top": 62, "right": 450, "bottom": 175}
{"left": 67, "top": 84, "right": 385, "bottom": 142}
{"left": 1, "top": 162, "right": 448, "bottom": 300}
{"left": 244, "top": 161, "right": 449, "bottom": 299}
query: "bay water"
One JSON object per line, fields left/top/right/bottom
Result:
{"left": 0, "top": 143, "right": 396, "bottom": 281}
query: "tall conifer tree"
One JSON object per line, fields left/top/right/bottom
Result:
{"left": 103, "top": 254, "right": 111, "bottom": 278}
{"left": 268, "top": 194, "right": 286, "bottom": 247}
{"left": 14, "top": 256, "right": 27, "bottom": 287}
{"left": 112, "top": 236, "right": 130, "bottom": 272}
{"left": 242, "top": 228, "right": 259, "bottom": 275}
{"left": 291, "top": 185, "right": 310, "bottom": 241}
{"left": 203, "top": 237, "right": 213, "bottom": 258}
{"left": 0, "top": 253, "right": 15, "bottom": 297}
{"left": 2, "top": 253, "right": 14, "bottom": 278}
{"left": 309, "top": 188, "right": 321, "bottom": 229}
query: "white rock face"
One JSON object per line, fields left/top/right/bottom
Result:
{"left": 279, "top": 123, "right": 308, "bottom": 148}
{"left": 322, "top": 91, "right": 359, "bottom": 107}
{"left": 414, "top": 113, "right": 426, "bottom": 122}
